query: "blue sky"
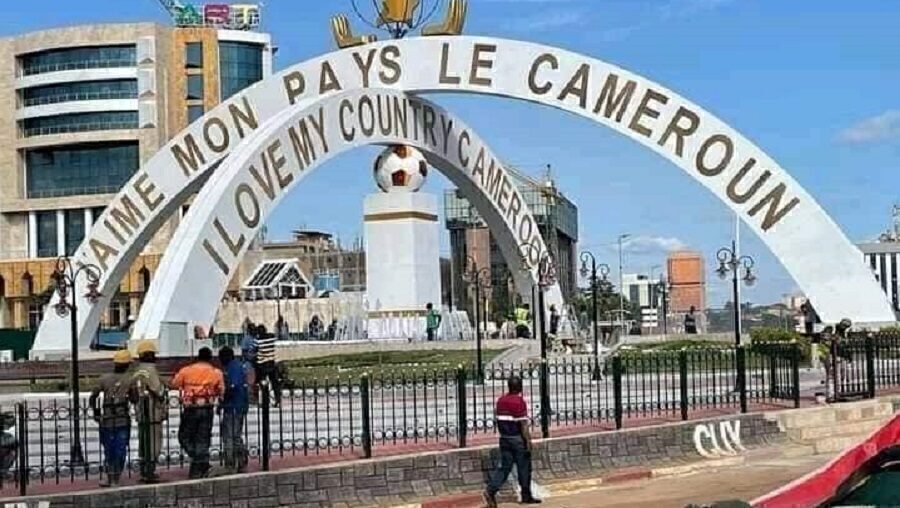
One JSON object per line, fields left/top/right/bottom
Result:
{"left": 3, "top": 0, "right": 898, "bottom": 307}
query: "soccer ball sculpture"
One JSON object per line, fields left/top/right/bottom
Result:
{"left": 373, "top": 145, "right": 428, "bottom": 192}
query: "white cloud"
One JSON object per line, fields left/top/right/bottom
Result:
{"left": 598, "top": 235, "right": 689, "bottom": 255}
{"left": 503, "top": 10, "right": 584, "bottom": 32}
{"left": 838, "top": 110, "right": 900, "bottom": 143}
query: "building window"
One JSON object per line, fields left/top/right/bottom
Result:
{"left": 21, "top": 272, "right": 33, "bottom": 296}
{"left": 36, "top": 211, "right": 57, "bottom": 258}
{"left": 187, "top": 105, "right": 204, "bottom": 123}
{"left": 22, "top": 79, "right": 137, "bottom": 107}
{"left": 21, "top": 45, "right": 136, "bottom": 76}
{"left": 22, "top": 111, "right": 138, "bottom": 137}
{"left": 106, "top": 298, "right": 131, "bottom": 329}
{"left": 28, "top": 303, "right": 44, "bottom": 330}
{"left": 219, "top": 41, "right": 263, "bottom": 100}
{"left": 65, "top": 209, "right": 85, "bottom": 256}
{"left": 186, "top": 75, "right": 204, "bottom": 100}
{"left": 26, "top": 142, "right": 139, "bottom": 199}
{"left": 185, "top": 42, "right": 203, "bottom": 68}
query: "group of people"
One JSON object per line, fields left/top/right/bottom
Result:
{"left": 90, "top": 324, "right": 283, "bottom": 487}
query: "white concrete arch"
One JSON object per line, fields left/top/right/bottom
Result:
{"left": 33, "top": 36, "right": 894, "bottom": 356}
{"left": 132, "top": 89, "right": 560, "bottom": 342}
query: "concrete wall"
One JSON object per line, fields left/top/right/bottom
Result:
{"left": 7, "top": 413, "right": 784, "bottom": 508}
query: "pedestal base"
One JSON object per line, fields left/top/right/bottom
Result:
{"left": 367, "top": 315, "right": 427, "bottom": 340}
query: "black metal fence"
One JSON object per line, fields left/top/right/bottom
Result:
{"left": 2, "top": 335, "right": 900, "bottom": 497}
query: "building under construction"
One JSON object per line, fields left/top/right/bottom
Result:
{"left": 857, "top": 204, "right": 900, "bottom": 318}
{"left": 444, "top": 166, "right": 579, "bottom": 320}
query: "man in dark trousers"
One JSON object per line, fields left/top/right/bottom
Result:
{"left": 483, "top": 375, "right": 541, "bottom": 507}
{"left": 129, "top": 340, "right": 167, "bottom": 484}
{"left": 425, "top": 302, "right": 441, "bottom": 341}
{"left": 89, "top": 349, "right": 133, "bottom": 487}
{"left": 171, "top": 347, "right": 224, "bottom": 479}
{"left": 219, "top": 346, "right": 250, "bottom": 474}
{"left": 254, "top": 325, "right": 282, "bottom": 406}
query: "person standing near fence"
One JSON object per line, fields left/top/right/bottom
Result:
{"left": 171, "top": 347, "right": 224, "bottom": 479}
{"left": 89, "top": 349, "right": 133, "bottom": 488}
{"left": 426, "top": 302, "right": 441, "bottom": 341}
{"left": 218, "top": 346, "right": 250, "bottom": 474}
{"left": 254, "top": 325, "right": 282, "bottom": 407}
{"left": 483, "top": 375, "right": 541, "bottom": 507}
{"left": 129, "top": 340, "right": 168, "bottom": 484}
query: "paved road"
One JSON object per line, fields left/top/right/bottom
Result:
{"left": 499, "top": 453, "right": 830, "bottom": 508}
{"left": 0, "top": 365, "right": 825, "bottom": 471}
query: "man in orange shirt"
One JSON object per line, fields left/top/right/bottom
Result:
{"left": 171, "top": 347, "right": 224, "bottom": 479}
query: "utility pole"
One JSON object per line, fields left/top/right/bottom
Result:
{"left": 617, "top": 234, "right": 630, "bottom": 336}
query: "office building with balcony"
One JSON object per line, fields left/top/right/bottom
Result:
{"left": 444, "top": 167, "right": 578, "bottom": 320}
{"left": 0, "top": 23, "right": 273, "bottom": 330}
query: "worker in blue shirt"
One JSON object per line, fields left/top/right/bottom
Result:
{"left": 218, "top": 346, "right": 250, "bottom": 474}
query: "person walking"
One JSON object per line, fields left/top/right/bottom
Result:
{"left": 548, "top": 305, "right": 560, "bottom": 338}
{"left": 275, "top": 315, "right": 290, "bottom": 340}
{"left": 129, "top": 340, "right": 168, "bottom": 484}
{"left": 218, "top": 346, "right": 250, "bottom": 474}
{"left": 483, "top": 375, "right": 541, "bottom": 507}
{"left": 425, "top": 302, "right": 442, "bottom": 342}
{"left": 171, "top": 347, "right": 224, "bottom": 479}
{"left": 515, "top": 304, "right": 531, "bottom": 339}
{"left": 684, "top": 306, "right": 698, "bottom": 334}
{"left": 89, "top": 350, "right": 133, "bottom": 488}
{"left": 253, "top": 325, "right": 282, "bottom": 406}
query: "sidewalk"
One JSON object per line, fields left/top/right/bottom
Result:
{"left": 403, "top": 447, "right": 830, "bottom": 508}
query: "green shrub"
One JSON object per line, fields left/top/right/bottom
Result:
{"left": 748, "top": 327, "right": 811, "bottom": 365}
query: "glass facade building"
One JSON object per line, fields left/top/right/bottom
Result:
{"left": 64, "top": 209, "right": 85, "bottom": 256}
{"left": 22, "top": 111, "right": 138, "bottom": 137}
{"left": 36, "top": 211, "right": 56, "bottom": 258}
{"left": 219, "top": 41, "right": 264, "bottom": 100}
{"left": 21, "top": 45, "right": 136, "bottom": 76}
{"left": 25, "top": 142, "right": 140, "bottom": 198}
{"left": 0, "top": 23, "right": 274, "bottom": 333}
{"left": 23, "top": 79, "right": 137, "bottom": 106}
{"left": 445, "top": 167, "right": 579, "bottom": 318}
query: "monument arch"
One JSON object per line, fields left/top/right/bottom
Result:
{"left": 33, "top": 36, "right": 894, "bottom": 356}
{"left": 131, "top": 89, "right": 561, "bottom": 343}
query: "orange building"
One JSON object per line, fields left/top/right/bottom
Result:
{"left": 667, "top": 251, "right": 706, "bottom": 313}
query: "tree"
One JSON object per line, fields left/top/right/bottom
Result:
{"left": 571, "top": 280, "right": 634, "bottom": 327}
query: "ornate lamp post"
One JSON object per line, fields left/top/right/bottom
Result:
{"left": 579, "top": 252, "right": 610, "bottom": 380}
{"left": 52, "top": 256, "right": 103, "bottom": 465}
{"left": 716, "top": 241, "right": 756, "bottom": 347}
{"left": 462, "top": 256, "right": 491, "bottom": 382}
{"left": 520, "top": 242, "right": 556, "bottom": 438}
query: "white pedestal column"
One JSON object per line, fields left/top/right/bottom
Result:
{"left": 27, "top": 211, "right": 37, "bottom": 258}
{"left": 56, "top": 209, "right": 65, "bottom": 256}
{"left": 364, "top": 192, "right": 442, "bottom": 339}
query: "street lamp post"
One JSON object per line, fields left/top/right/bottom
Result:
{"left": 520, "top": 242, "right": 556, "bottom": 438}
{"left": 463, "top": 256, "right": 490, "bottom": 383}
{"left": 617, "top": 234, "right": 630, "bottom": 336}
{"left": 51, "top": 256, "right": 103, "bottom": 466}
{"left": 716, "top": 240, "right": 757, "bottom": 347}
{"left": 579, "top": 252, "right": 610, "bottom": 380}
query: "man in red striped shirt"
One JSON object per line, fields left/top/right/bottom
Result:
{"left": 483, "top": 375, "right": 541, "bottom": 507}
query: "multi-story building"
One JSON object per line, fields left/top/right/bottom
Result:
{"left": 667, "top": 251, "right": 706, "bottom": 314}
{"left": 0, "top": 22, "right": 273, "bottom": 330}
{"left": 622, "top": 273, "right": 661, "bottom": 309}
{"left": 858, "top": 206, "right": 900, "bottom": 318}
{"left": 239, "top": 230, "right": 367, "bottom": 297}
{"left": 444, "top": 166, "right": 579, "bottom": 320}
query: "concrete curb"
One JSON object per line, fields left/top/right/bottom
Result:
{"left": 400, "top": 456, "right": 747, "bottom": 508}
